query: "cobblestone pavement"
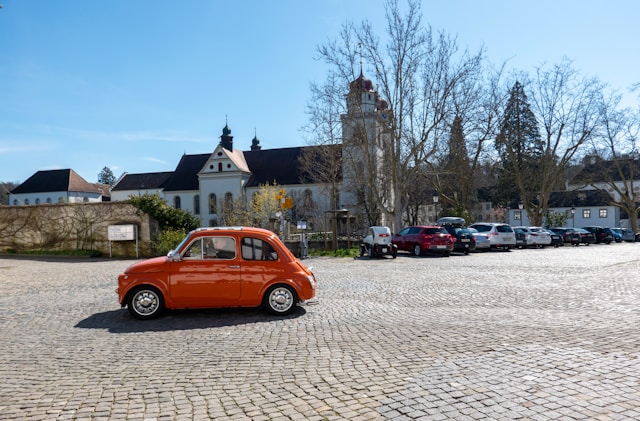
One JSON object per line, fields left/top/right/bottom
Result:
{"left": 1, "top": 243, "right": 639, "bottom": 420}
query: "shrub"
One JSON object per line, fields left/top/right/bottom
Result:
{"left": 152, "top": 228, "right": 188, "bottom": 256}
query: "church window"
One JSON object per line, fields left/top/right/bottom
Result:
{"left": 209, "top": 193, "right": 217, "bottom": 214}
{"left": 194, "top": 195, "right": 200, "bottom": 214}
{"left": 218, "top": 162, "right": 223, "bottom": 172}
{"left": 174, "top": 196, "right": 181, "bottom": 209}
{"left": 46, "top": 197, "right": 52, "bottom": 204}
{"left": 13, "top": 199, "right": 18, "bottom": 205}
{"left": 25, "top": 199, "right": 30, "bottom": 205}
{"left": 35, "top": 198, "right": 41, "bottom": 204}
{"left": 225, "top": 192, "right": 233, "bottom": 206}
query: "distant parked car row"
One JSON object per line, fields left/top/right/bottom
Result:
{"left": 359, "top": 221, "right": 639, "bottom": 259}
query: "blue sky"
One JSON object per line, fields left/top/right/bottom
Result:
{"left": 1, "top": 0, "right": 638, "bottom": 184}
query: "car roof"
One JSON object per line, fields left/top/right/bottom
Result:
{"left": 437, "top": 217, "right": 465, "bottom": 226}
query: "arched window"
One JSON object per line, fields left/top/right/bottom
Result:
{"left": 225, "top": 192, "right": 233, "bottom": 208}
{"left": 24, "top": 199, "right": 30, "bottom": 205}
{"left": 35, "top": 198, "right": 41, "bottom": 204}
{"left": 46, "top": 197, "right": 52, "bottom": 204}
{"left": 83, "top": 197, "right": 89, "bottom": 203}
{"left": 194, "top": 195, "right": 200, "bottom": 214}
{"left": 174, "top": 196, "right": 181, "bottom": 209}
{"left": 209, "top": 193, "right": 217, "bottom": 214}
{"left": 218, "top": 162, "right": 223, "bottom": 172}
{"left": 13, "top": 199, "right": 18, "bottom": 205}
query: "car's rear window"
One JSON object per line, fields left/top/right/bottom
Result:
{"left": 496, "top": 225, "right": 513, "bottom": 233}
{"left": 422, "top": 227, "right": 446, "bottom": 234}
{"left": 470, "top": 225, "right": 490, "bottom": 232}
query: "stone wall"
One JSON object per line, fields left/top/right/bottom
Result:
{"left": 0, "top": 202, "right": 158, "bottom": 257}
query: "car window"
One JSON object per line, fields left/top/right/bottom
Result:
{"left": 470, "top": 224, "right": 490, "bottom": 232}
{"left": 203, "top": 236, "right": 236, "bottom": 259}
{"left": 496, "top": 225, "right": 513, "bottom": 233}
{"left": 183, "top": 238, "right": 204, "bottom": 259}
{"left": 423, "top": 227, "right": 445, "bottom": 234}
{"left": 398, "top": 227, "right": 411, "bottom": 236}
{"left": 241, "top": 237, "right": 278, "bottom": 261}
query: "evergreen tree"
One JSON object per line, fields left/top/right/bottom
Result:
{"left": 494, "top": 81, "right": 543, "bottom": 207}
{"left": 97, "top": 167, "right": 116, "bottom": 186}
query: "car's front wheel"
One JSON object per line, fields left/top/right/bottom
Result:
{"left": 413, "top": 244, "right": 422, "bottom": 256}
{"left": 127, "top": 286, "right": 164, "bottom": 320}
{"left": 264, "top": 285, "right": 297, "bottom": 315}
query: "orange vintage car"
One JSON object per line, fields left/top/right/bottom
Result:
{"left": 117, "top": 227, "right": 317, "bottom": 319}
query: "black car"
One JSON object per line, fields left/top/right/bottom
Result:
{"left": 574, "top": 228, "right": 597, "bottom": 245}
{"left": 545, "top": 229, "right": 564, "bottom": 247}
{"left": 550, "top": 227, "right": 581, "bottom": 246}
{"left": 438, "top": 217, "right": 476, "bottom": 255}
{"left": 582, "top": 226, "right": 614, "bottom": 244}
{"left": 513, "top": 227, "right": 527, "bottom": 248}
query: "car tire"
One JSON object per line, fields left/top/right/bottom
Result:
{"left": 368, "top": 246, "right": 374, "bottom": 258}
{"left": 127, "top": 286, "right": 164, "bottom": 320}
{"left": 264, "top": 285, "right": 297, "bottom": 316}
{"left": 413, "top": 244, "right": 422, "bottom": 256}
{"left": 360, "top": 245, "right": 366, "bottom": 257}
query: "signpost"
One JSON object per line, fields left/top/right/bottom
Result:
{"left": 108, "top": 224, "right": 138, "bottom": 258}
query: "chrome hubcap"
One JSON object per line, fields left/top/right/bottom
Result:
{"left": 133, "top": 291, "right": 158, "bottom": 315}
{"left": 269, "top": 288, "right": 293, "bottom": 312}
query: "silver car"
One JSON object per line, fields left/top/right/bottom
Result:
{"left": 468, "top": 222, "right": 516, "bottom": 250}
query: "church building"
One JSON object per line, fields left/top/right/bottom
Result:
{"left": 111, "top": 72, "right": 394, "bottom": 231}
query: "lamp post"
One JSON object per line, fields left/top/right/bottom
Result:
{"left": 432, "top": 190, "right": 439, "bottom": 221}
{"left": 571, "top": 207, "right": 575, "bottom": 228}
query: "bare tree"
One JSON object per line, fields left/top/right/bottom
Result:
{"left": 301, "top": 75, "right": 344, "bottom": 222}
{"left": 315, "top": 0, "right": 485, "bottom": 231}
{"left": 583, "top": 93, "right": 640, "bottom": 232}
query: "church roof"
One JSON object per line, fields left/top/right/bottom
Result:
{"left": 111, "top": 171, "right": 174, "bottom": 191}
{"left": 162, "top": 154, "right": 210, "bottom": 192}
{"left": 11, "top": 169, "right": 108, "bottom": 196}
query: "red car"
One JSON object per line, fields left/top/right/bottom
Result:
{"left": 117, "top": 227, "right": 317, "bottom": 319}
{"left": 392, "top": 226, "right": 454, "bottom": 257}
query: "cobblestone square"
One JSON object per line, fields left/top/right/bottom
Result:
{"left": 1, "top": 244, "right": 639, "bottom": 420}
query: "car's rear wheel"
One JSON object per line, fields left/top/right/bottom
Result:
{"left": 264, "top": 285, "right": 297, "bottom": 315}
{"left": 413, "top": 244, "right": 422, "bottom": 256}
{"left": 360, "top": 245, "right": 366, "bottom": 257}
{"left": 128, "top": 286, "right": 164, "bottom": 320}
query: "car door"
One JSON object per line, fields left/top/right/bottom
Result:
{"left": 168, "top": 236, "right": 241, "bottom": 307}
{"left": 392, "top": 227, "right": 412, "bottom": 251}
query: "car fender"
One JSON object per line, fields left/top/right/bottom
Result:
{"left": 119, "top": 276, "right": 171, "bottom": 307}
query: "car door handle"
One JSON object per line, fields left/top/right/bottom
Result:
{"left": 228, "top": 265, "right": 240, "bottom": 269}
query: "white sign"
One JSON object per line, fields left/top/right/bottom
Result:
{"left": 108, "top": 225, "right": 137, "bottom": 241}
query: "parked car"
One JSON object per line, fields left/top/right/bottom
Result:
{"left": 550, "top": 227, "right": 581, "bottom": 246}
{"left": 512, "top": 226, "right": 552, "bottom": 248}
{"left": 574, "top": 228, "right": 596, "bottom": 245}
{"left": 467, "top": 222, "right": 516, "bottom": 250}
{"left": 582, "top": 226, "right": 614, "bottom": 244}
{"left": 437, "top": 217, "right": 476, "bottom": 255}
{"left": 117, "top": 227, "right": 318, "bottom": 319}
{"left": 359, "top": 226, "right": 398, "bottom": 258}
{"left": 610, "top": 228, "right": 624, "bottom": 243}
{"left": 545, "top": 229, "right": 564, "bottom": 247}
{"left": 513, "top": 227, "right": 527, "bottom": 248}
{"left": 392, "top": 226, "right": 454, "bottom": 257}
{"left": 468, "top": 227, "right": 491, "bottom": 251}
{"left": 621, "top": 227, "right": 639, "bottom": 242}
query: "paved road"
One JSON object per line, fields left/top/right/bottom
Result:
{"left": 1, "top": 243, "right": 639, "bottom": 420}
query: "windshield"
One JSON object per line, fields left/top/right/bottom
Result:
{"left": 168, "top": 231, "right": 192, "bottom": 258}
